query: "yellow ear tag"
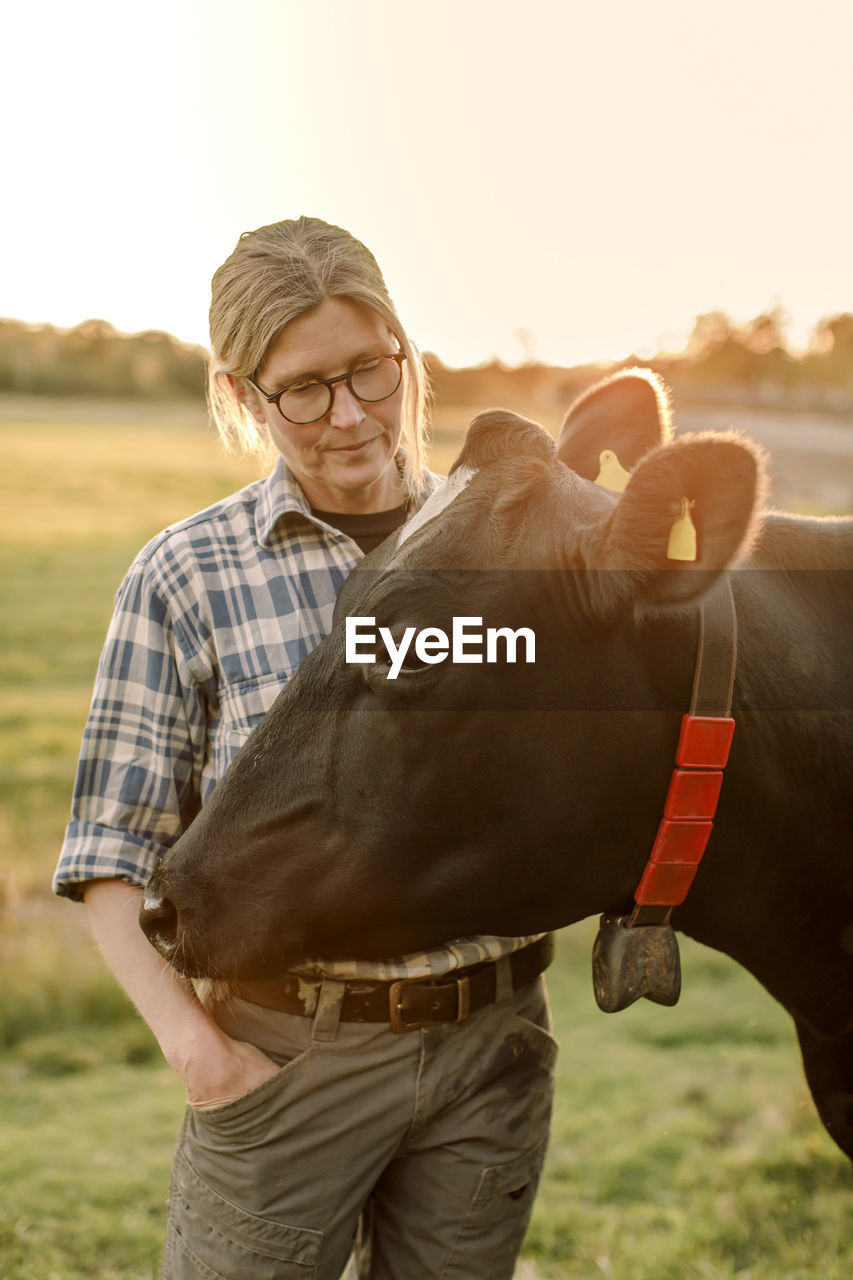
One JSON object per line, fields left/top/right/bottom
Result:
{"left": 594, "top": 449, "right": 632, "bottom": 493}
{"left": 667, "top": 498, "right": 697, "bottom": 562}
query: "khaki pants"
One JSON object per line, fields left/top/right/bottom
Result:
{"left": 162, "top": 970, "right": 557, "bottom": 1280}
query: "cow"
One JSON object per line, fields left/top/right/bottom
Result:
{"left": 140, "top": 370, "right": 853, "bottom": 1160}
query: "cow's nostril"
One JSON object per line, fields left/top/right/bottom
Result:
{"left": 139, "top": 894, "right": 180, "bottom": 952}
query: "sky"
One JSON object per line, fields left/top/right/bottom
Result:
{"left": 4, "top": 0, "right": 852, "bottom": 368}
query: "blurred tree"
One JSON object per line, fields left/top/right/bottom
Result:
{"left": 684, "top": 310, "right": 735, "bottom": 359}
{"left": 741, "top": 306, "right": 789, "bottom": 354}
{"left": 674, "top": 306, "right": 801, "bottom": 393}
{"left": 805, "top": 314, "right": 853, "bottom": 389}
{"left": 0, "top": 319, "right": 207, "bottom": 398}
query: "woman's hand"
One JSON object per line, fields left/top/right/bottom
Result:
{"left": 82, "top": 880, "right": 282, "bottom": 1111}
{"left": 179, "top": 1030, "right": 281, "bottom": 1111}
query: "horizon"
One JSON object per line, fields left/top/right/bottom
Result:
{"left": 2, "top": 303, "right": 844, "bottom": 376}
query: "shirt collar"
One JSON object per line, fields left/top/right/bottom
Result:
{"left": 255, "top": 455, "right": 324, "bottom": 548}
{"left": 254, "top": 454, "right": 443, "bottom": 549}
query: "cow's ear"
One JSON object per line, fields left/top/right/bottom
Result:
{"left": 557, "top": 369, "right": 671, "bottom": 485}
{"left": 450, "top": 408, "right": 555, "bottom": 474}
{"left": 594, "top": 432, "right": 766, "bottom": 608}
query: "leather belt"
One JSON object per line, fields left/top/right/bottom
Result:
{"left": 233, "top": 934, "right": 554, "bottom": 1033}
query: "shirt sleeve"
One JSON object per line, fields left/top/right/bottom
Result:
{"left": 53, "top": 553, "right": 209, "bottom": 901}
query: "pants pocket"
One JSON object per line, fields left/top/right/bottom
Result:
{"left": 163, "top": 1147, "right": 322, "bottom": 1280}
{"left": 445, "top": 1139, "right": 549, "bottom": 1279}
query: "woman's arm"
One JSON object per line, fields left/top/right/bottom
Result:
{"left": 84, "top": 878, "right": 279, "bottom": 1109}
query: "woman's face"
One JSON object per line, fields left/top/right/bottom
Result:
{"left": 242, "top": 296, "right": 405, "bottom": 514}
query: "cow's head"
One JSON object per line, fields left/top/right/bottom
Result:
{"left": 140, "top": 371, "right": 764, "bottom": 979}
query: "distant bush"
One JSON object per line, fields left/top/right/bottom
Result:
{"left": 656, "top": 308, "right": 853, "bottom": 410}
{"left": 0, "top": 317, "right": 208, "bottom": 398}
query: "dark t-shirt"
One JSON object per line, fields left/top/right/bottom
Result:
{"left": 311, "top": 503, "right": 409, "bottom": 555}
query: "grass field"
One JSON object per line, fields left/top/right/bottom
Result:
{"left": 1, "top": 396, "right": 850, "bottom": 1278}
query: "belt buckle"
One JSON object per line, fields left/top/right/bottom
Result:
{"left": 389, "top": 974, "right": 471, "bottom": 1034}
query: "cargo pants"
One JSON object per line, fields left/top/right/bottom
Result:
{"left": 162, "top": 966, "right": 557, "bottom": 1279}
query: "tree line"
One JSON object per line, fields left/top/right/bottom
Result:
{"left": 427, "top": 309, "right": 853, "bottom": 415}
{"left": 1, "top": 310, "right": 852, "bottom": 411}
{"left": 0, "top": 318, "right": 207, "bottom": 399}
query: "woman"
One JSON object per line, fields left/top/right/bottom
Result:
{"left": 53, "top": 217, "right": 556, "bottom": 1279}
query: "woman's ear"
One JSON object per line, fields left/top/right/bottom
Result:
{"left": 226, "top": 373, "right": 267, "bottom": 425}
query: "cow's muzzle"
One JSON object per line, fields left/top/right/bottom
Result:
{"left": 592, "top": 912, "right": 682, "bottom": 1012}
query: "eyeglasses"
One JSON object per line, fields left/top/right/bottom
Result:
{"left": 247, "top": 352, "right": 406, "bottom": 425}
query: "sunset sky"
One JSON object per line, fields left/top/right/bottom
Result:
{"left": 4, "top": 0, "right": 851, "bottom": 368}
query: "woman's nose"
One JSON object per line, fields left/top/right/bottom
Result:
{"left": 328, "top": 382, "right": 366, "bottom": 431}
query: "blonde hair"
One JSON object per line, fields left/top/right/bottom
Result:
{"left": 208, "top": 216, "right": 429, "bottom": 496}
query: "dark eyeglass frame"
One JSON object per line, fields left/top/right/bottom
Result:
{"left": 246, "top": 352, "right": 406, "bottom": 425}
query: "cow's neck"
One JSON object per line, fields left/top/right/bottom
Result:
{"left": 676, "top": 880, "right": 853, "bottom": 1041}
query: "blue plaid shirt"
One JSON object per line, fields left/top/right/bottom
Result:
{"left": 54, "top": 455, "right": 540, "bottom": 979}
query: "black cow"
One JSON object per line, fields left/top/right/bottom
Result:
{"left": 140, "top": 372, "right": 853, "bottom": 1159}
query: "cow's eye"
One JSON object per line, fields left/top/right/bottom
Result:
{"left": 372, "top": 649, "right": 431, "bottom": 680}
{"left": 395, "top": 648, "right": 430, "bottom": 673}
{"left": 362, "top": 624, "right": 440, "bottom": 691}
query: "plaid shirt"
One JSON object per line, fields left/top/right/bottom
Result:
{"left": 54, "top": 455, "right": 540, "bottom": 980}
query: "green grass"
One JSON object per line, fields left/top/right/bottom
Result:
{"left": 525, "top": 926, "right": 852, "bottom": 1278}
{"left": 1, "top": 1057, "right": 182, "bottom": 1280}
{"left": 1, "top": 396, "right": 851, "bottom": 1278}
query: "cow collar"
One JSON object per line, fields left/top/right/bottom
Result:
{"left": 592, "top": 577, "right": 737, "bottom": 1012}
